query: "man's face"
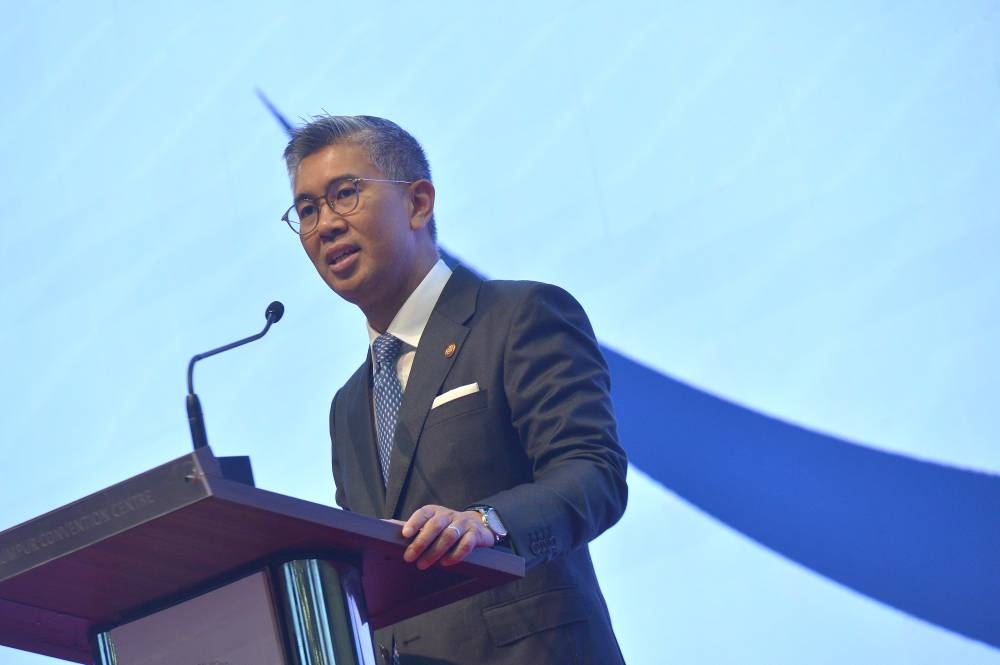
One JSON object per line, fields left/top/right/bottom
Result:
{"left": 293, "top": 142, "right": 427, "bottom": 324}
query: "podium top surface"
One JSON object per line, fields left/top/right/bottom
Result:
{"left": 0, "top": 448, "right": 524, "bottom": 663}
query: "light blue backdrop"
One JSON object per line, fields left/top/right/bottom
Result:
{"left": 1, "top": 1, "right": 998, "bottom": 662}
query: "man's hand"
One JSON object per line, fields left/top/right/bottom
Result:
{"left": 400, "top": 505, "right": 496, "bottom": 570}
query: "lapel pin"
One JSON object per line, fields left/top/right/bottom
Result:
{"left": 444, "top": 343, "right": 457, "bottom": 358}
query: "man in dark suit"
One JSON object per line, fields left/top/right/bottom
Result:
{"left": 282, "top": 114, "right": 628, "bottom": 665}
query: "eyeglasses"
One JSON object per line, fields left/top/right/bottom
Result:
{"left": 282, "top": 177, "right": 413, "bottom": 236}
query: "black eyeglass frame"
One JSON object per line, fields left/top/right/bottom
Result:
{"left": 281, "top": 177, "right": 413, "bottom": 236}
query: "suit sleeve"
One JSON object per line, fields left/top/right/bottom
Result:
{"left": 478, "top": 283, "right": 628, "bottom": 569}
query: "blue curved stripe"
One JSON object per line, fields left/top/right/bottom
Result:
{"left": 602, "top": 345, "right": 1000, "bottom": 649}
{"left": 257, "top": 89, "right": 294, "bottom": 134}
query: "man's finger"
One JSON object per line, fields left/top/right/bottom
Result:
{"left": 439, "top": 529, "right": 478, "bottom": 567}
{"left": 414, "top": 521, "right": 465, "bottom": 569}
{"left": 440, "top": 523, "right": 494, "bottom": 566}
{"left": 401, "top": 505, "right": 442, "bottom": 538}
{"left": 404, "top": 512, "right": 452, "bottom": 562}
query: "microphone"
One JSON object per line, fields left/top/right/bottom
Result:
{"left": 186, "top": 301, "right": 285, "bottom": 452}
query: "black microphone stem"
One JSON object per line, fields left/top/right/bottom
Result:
{"left": 186, "top": 318, "right": 276, "bottom": 395}
{"left": 186, "top": 301, "right": 284, "bottom": 451}
{"left": 187, "top": 393, "right": 210, "bottom": 450}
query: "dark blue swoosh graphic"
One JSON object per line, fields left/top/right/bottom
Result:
{"left": 262, "top": 93, "right": 1000, "bottom": 649}
{"left": 602, "top": 345, "right": 1000, "bottom": 649}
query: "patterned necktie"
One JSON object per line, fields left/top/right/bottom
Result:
{"left": 372, "top": 333, "right": 404, "bottom": 487}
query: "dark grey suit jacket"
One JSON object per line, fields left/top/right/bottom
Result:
{"left": 330, "top": 265, "right": 628, "bottom": 665}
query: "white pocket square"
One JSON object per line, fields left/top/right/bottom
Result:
{"left": 432, "top": 382, "right": 480, "bottom": 409}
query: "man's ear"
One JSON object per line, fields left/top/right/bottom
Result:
{"left": 407, "top": 179, "right": 436, "bottom": 231}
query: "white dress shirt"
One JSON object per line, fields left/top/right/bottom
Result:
{"left": 366, "top": 258, "right": 453, "bottom": 392}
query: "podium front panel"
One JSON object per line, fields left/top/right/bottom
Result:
{"left": 96, "top": 570, "right": 286, "bottom": 665}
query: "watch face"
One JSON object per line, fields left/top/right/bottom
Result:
{"left": 473, "top": 506, "right": 506, "bottom": 540}
{"left": 484, "top": 509, "right": 507, "bottom": 538}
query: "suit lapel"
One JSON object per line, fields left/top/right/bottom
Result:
{"left": 384, "top": 266, "right": 481, "bottom": 518}
{"left": 344, "top": 355, "right": 386, "bottom": 514}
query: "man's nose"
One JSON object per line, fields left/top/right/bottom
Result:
{"left": 315, "top": 199, "right": 348, "bottom": 236}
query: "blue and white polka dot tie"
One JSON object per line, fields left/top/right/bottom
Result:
{"left": 373, "top": 333, "right": 404, "bottom": 487}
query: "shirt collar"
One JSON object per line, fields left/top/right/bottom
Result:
{"left": 367, "top": 258, "right": 453, "bottom": 353}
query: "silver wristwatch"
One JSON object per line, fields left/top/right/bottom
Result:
{"left": 470, "top": 505, "right": 508, "bottom": 545}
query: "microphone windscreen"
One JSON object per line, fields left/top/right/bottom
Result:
{"left": 266, "top": 301, "right": 285, "bottom": 324}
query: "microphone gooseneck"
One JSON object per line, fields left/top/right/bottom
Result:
{"left": 186, "top": 301, "right": 285, "bottom": 450}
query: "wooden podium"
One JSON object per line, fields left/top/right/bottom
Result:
{"left": 0, "top": 447, "right": 524, "bottom": 664}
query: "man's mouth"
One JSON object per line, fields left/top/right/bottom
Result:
{"left": 327, "top": 247, "right": 360, "bottom": 266}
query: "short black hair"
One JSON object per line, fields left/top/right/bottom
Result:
{"left": 284, "top": 114, "right": 436, "bottom": 239}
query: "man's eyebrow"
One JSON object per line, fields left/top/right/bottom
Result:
{"left": 293, "top": 174, "right": 358, "bottom": 203}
